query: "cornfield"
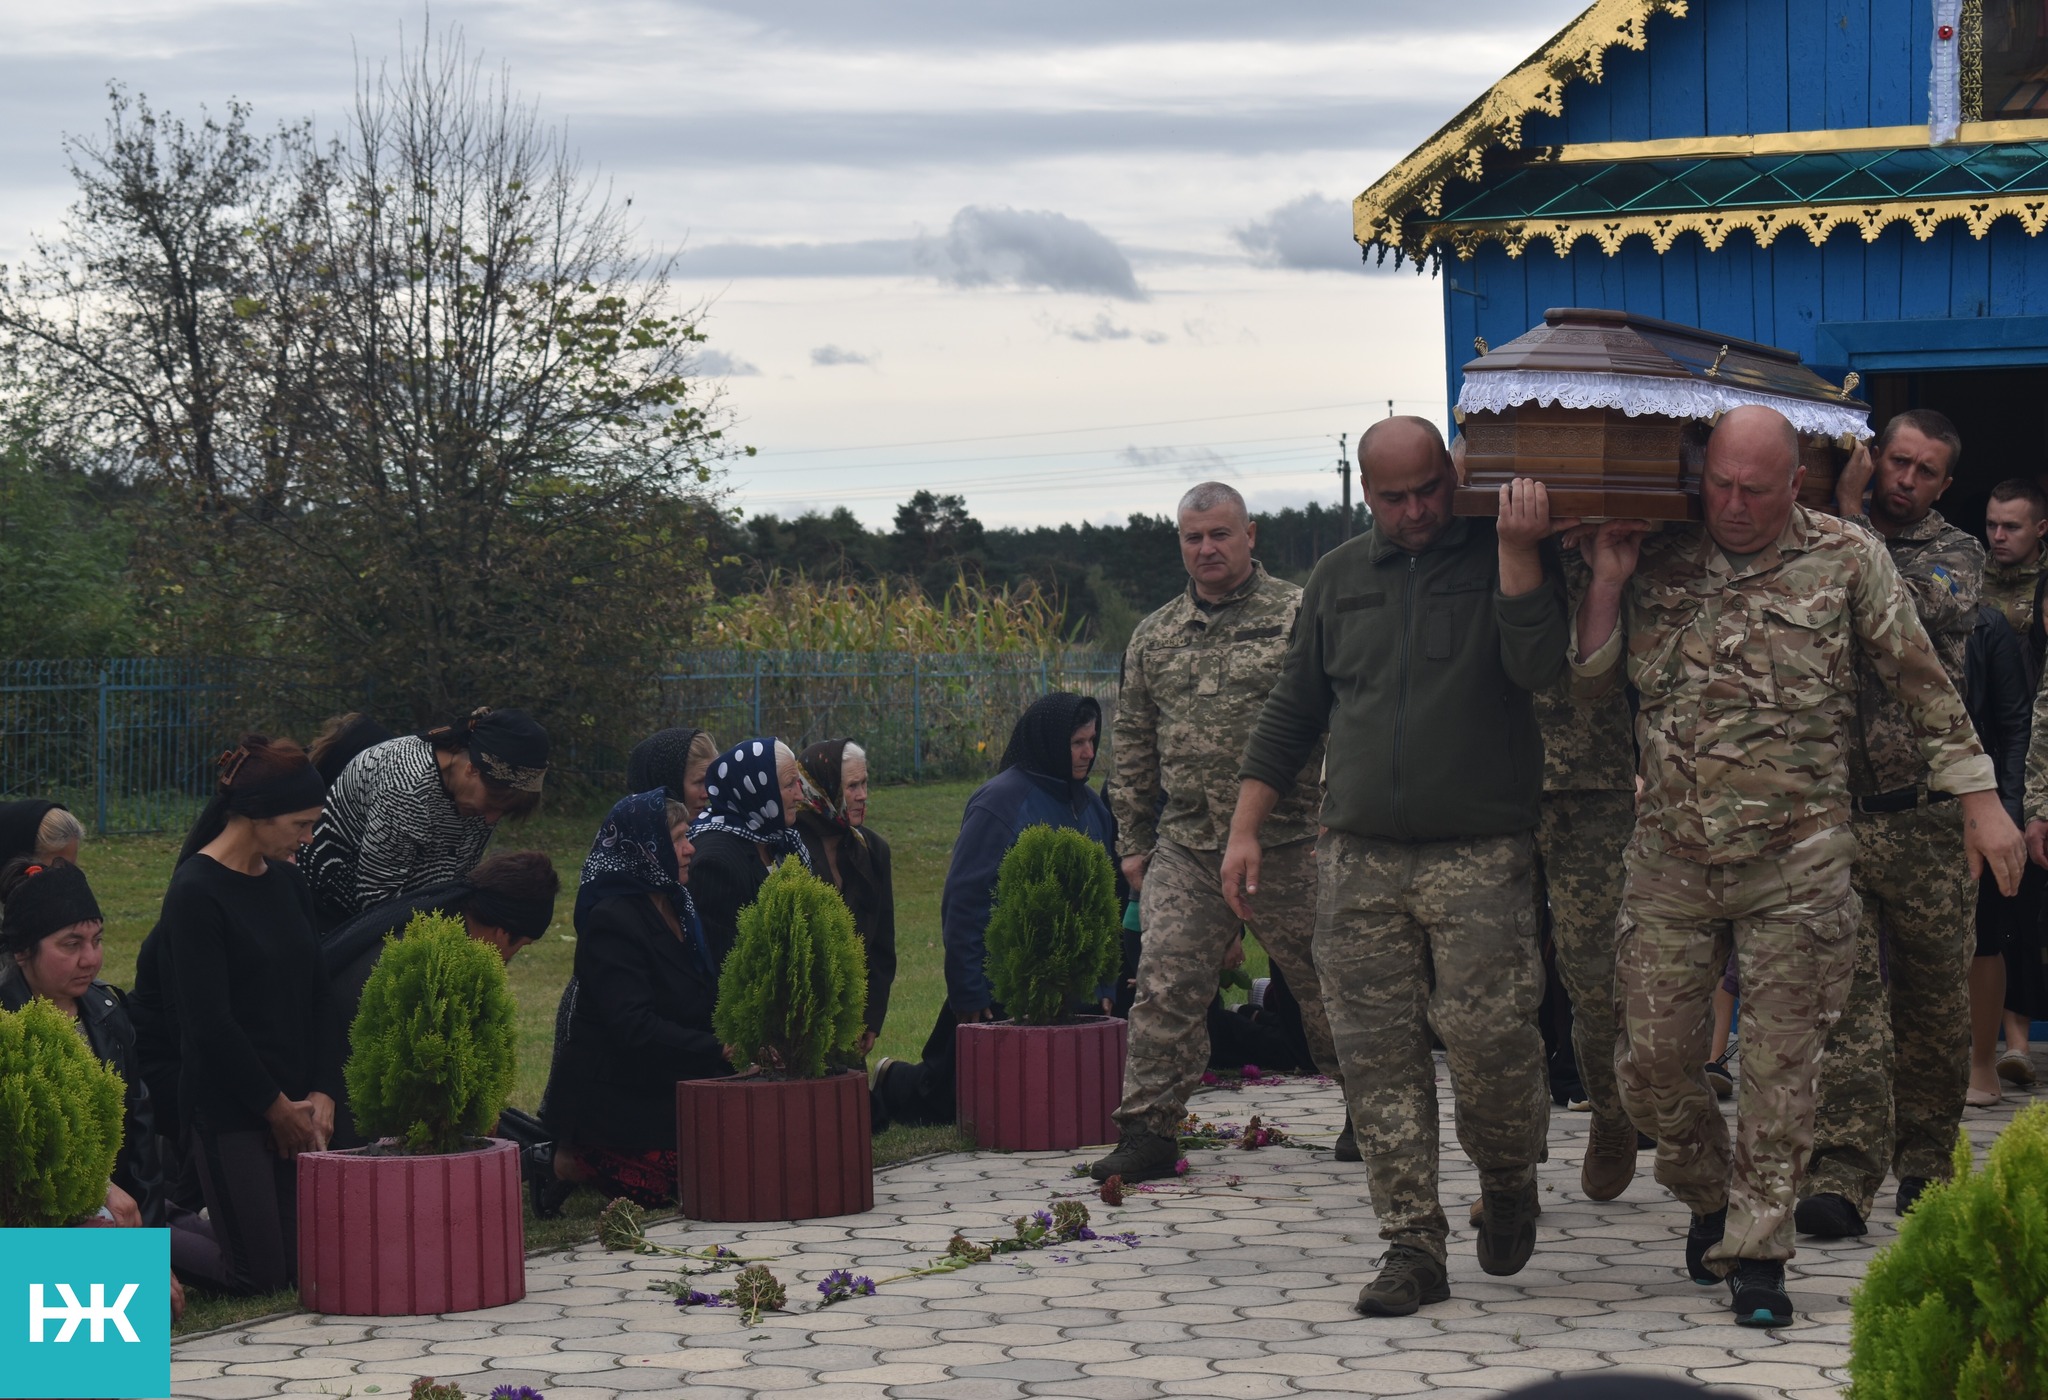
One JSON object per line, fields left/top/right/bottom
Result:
{"left": 696, "top": 572, "right": 1076, "bottom": 654}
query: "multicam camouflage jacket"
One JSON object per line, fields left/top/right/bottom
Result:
{"left": 1112, "top": 563, "right": 1321, "bottom": 854}
{"left": 1983, "top": 554, "right": 2046, "bottom": 636}
{"left": 1536, "top": 550, "right": 1636, "bottom": 793}
{"left": 1571, "top": 505, "right": 1994, "bottom": 865}
{"left": 1846, "top": 509, "right": 1984, "bottom": 796}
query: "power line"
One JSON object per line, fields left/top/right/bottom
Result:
{"left": 737, "top": 429, "right": 1333, "bottom": 476}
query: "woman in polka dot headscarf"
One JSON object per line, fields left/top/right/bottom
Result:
{"left": 685, "top": 738, "right": 813, "bottom": 955}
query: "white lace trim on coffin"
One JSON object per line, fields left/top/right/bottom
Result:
{"left": 1456, "top": 370, "right": 1873, "bottom": 441}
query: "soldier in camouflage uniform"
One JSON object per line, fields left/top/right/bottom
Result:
{"left": 1226, "top": 419, "right": 1569, "bottom": 1317}
{"left": 1533, "top": 551, "right": 1641, "bottom": 1201}
{"left": 1800, "top": 412, "right": 1987, "bottom": 1238}
{"left": 1571, "top": 407, "right": 2017, "bottom": 1329}
{"left": 1090, "top": 482, "right": 1338, "bottom": 1185}
{"left": 1980, "top": 476, "right": 2048, "bottom": 634}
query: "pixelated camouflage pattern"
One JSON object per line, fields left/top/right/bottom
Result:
{"left": 1535, "top": 551, "right": 1636, "bottom": 794}
{"left": 1315, "top": 829, "right": 1550, "bottom": 1265}
{"left": 1981, "top": 555, "right": 2044, "bottom": 636}
{"left": 1571, "top": 505, "right": 1994, "bottom": 865}
{"left": 1614, "top": 824, "right": 1860, "bottom": 1267}
{"left": 1112, "top": 563, "right": 1321, "bottom": 855}
{"left": 1847, "top": 510, "right": 1983, "bottom": 796}
{"left": 2022, "top": 663, "right": 2048, "bottom": 822}
{"left": 1805, "top": 804, "right": 1975, "bottom": 1215}
{"left": 1115, "top": 837, "right": 1336, "bottom": 1138}
{"left": 1539, "top": 789, "right": 1636, "bottom": 1126}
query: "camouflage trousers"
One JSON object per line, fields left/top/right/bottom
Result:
{"left": 1539, "top": 790, "right": 1636, "bottom": 1128}
{"left": 1316, "top": 829, "right": 1549, "bottom": 1264}
{"left": 1616, "top": 825, "right": 1859, "bottom": 1267}
{"left": 1803, "top": 804, "right": 1974, "bottom": 1214}
{"left": 1116, "top": 837, "right": 1336, "bottom": 1137}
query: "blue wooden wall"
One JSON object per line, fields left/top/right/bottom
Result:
{"left": 1435, "top": 0, "right": 2048, "bottom": 407}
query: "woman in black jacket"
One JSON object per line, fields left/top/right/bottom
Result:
{"left": 687, "top": 737, "right": 812, "bottom": 952}
{"left": 1971, "top": 601, "right": 2044, "bottom": 1103}
{"left": 537, "top": 790, "right": 732, "bottom": 1207}
{"left": 795, "top": 739, "right": 896, "bottom": 1055}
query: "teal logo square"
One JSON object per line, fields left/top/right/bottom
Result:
{"left": 0, "top": 1228, "right": 170, "bottom": 1398}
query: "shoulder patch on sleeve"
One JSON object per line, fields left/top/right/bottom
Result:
{"left": 1930, "top": 564, "right": 1961, "bottom": 597}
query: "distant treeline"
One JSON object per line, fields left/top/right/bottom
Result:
{"left": 702, "top": 490, "right": 1371, "bottom": 653}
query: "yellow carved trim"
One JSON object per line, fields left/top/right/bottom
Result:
{"left": 1427, "top": 194, "right": 2048, "bottom": 260}
{"left": 1962, "top": 0, "right": 1984, "bottom": 124}
{"left": 1353, "top": 0, "right": 1689, "bottom": 257}
{"left": 1547, "top": 117, "right": 2048, "bottom": 163}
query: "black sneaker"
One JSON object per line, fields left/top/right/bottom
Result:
{"left": 1728, "top": 1258, "right": 1793, "bottom": 1327}
{"left": 1793, "top": 1191, "right": 1867, "bottom": 1238}
{"left": 1896, "top": 1176, "right": 1931, "bottom": 1216}
{"left": 1685, "top": 1206, "right": 1726, "bottom": 1285}
{"left": 1474, "top": 1177, "right": 1539, "bottom": 1277}
{"left": 1334, "top": 1113, "right": 1362, "bottom": 1162}
{"left": 1088, "top": 1128, "right": 1180, "bottom": 1183}
{"left": 1354, "top": 1245, "right": 1449, "bottom": 1317}
{"left": 1703, "top": 1054, "right": 1735, "bottom": 1101}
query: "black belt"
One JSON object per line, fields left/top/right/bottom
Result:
{"left": 1854, "top": 785, "right": 1958, "bottom": 816}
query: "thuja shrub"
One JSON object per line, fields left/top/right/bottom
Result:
{"left": 346, "top": 912, "right": 518, "bottom": 1154}
{"left": 0, "top": 997, "right": 125, "bottom": 1226}
{"left": 984, "top": 824, "right": 1119, "bottom": 1025}
{"left": 713, "top": 857, "right": 867, "bottom": 1078}
{"left": 1848, "top": 1102, "right": 2048, "bottom": 1398}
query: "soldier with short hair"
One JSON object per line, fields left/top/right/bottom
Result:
{"left": 1226, "top": 418, "right": 1568, "bottom": 1317}
{"left": 1981, "top": 476, "right": 2048, "bottom": 634}
{"left": 1089, "top": 481, "right": 1344, "bottom": 1186}
{"left": 1572, "top": 406, "right": 2022, "bottom": 1329}
{"left": 1798, "top": 410, "right": 1987, "bottom": 1240}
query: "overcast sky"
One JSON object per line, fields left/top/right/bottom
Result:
{"left": 0, "top": 0, "right": 1589, "bottom": 526}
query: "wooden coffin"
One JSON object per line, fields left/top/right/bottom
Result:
{"left": 1453, "top": 307, "right": 1866, "bottom": 520}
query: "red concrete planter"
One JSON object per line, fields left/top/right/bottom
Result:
{"left": 956, "top": 1015, "right": 1127, "bottom": 1151}
{"left": 676, "top": 1069, "right": 873, "bottom": 1222}
{"left": 296, "top": 1137, "right": 525, "bottom": 1316}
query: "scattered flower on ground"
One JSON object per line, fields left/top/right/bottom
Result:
{"left": 816, "top": 1269, "right": 877, "bottom": 1306}
{"left": 1100, "top": 1174, "right": 1125, "bottom": 1206}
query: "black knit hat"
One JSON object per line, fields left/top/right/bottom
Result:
{"left": 0, "top": 860, "right": 102, "bottom": 955}
{"left": 626, "top": 727, "right": 703, "bottom": 804}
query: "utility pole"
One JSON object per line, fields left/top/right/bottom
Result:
{"left": 1336, "top": 431, "right": 1351, "bottom": 543}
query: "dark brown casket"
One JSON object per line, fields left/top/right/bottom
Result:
{"left": 1452, "top": 308, "right": 1870, "bottom": 520}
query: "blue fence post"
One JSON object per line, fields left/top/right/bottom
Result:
{"left": 1039, "top": 653, "right": 1049, "bottom": 693}
{"left": 95, "top": 665, "right": 110, "bottom": 836}
{"left": 911, "top": 654, "right": 923, "bottom": 781}
{"left": 751, "top": 656, "right": 763, "bottom": 735}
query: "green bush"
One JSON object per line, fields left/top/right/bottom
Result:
{"left": 345, "top": 912, "right": 518, "bottom": 1155}
{"left": 1849, "top": 1103, "right": 2048, "bottom": 1398}
{"left": 983, "top": 824, "right": 1119, "bottom": 1025}
{"left": 0, "top": 997, "right": 126, "bottom": 1226}
{"left": 713, "top": 857, "right": 867, "bottom": 1078}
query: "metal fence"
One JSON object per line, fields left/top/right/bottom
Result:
{"left": 0, "top": 653, "right": 1120, "bottom": 834}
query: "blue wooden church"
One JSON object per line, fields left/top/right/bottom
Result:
{"left": 1356, "top": 0, "right": 2048, "bottom": 528}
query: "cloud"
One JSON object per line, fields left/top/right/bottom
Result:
{"left": 676, "top": 238, "right": 914, "bottom": 278}
{"left": 1054, "top": 311, "right": 1168, "bottom": 345}
{"left": 1117, "top": 444, "right": 1228, "bottom": 478}
{"left": 1235, "top": 194, "right": 1364, "bottom": 273}
{"left": 919, "top": 206, "right": 1144, "bottom": 300}
{"left": 810, "top": 344, "right": 874, "bottom": 366}
{"left": 696, "top": 348, "right": 762, "bottom": 376}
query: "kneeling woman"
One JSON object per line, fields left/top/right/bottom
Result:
{"left": 687, "top": 737, "right": 812, "bottom": 949}
{"left": 538, "top": 791, "right": 731, "bottom": 1206}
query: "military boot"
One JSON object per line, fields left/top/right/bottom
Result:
{"left": 1580, "top": 1114, "right": 1638, "bottom": 1201}
{"left": 1729, "top": 1258, "right": 1794, "bottom": 1328}
{"left": 1353, "top": 1246, "right": 1449, "bottom": 1317}
{"left": 1333, "top": 1112, "right": 1361, "bottom": 1162}
{"left": 1793, "top": 1192, "right": 1866, "bottom": 1238}
{"left": 1474, "top": 1176, "right": 1540, "bottom": 1276}
{"left": 1088, "top": 1128, "right": 1179, "bottom": 1183}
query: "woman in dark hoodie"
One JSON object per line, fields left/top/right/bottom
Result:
{"left": 873, "top": 692, "right": 1115, "bottom": 1126}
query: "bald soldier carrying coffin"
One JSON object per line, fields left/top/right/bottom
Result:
{"left": 1571, "top": 406, "right": 2023, "bottom": 1330}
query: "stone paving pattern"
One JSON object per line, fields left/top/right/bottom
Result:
{"left": 172, "top": 1052, "right": 2045, "bottom": 1399}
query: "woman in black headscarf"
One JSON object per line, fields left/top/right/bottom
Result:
{"left": 685, "top": 737, "right": 811, "bottom": 954}
{"left": 535, "top": 790, "right": 730, "bottom": 1210}
{"left": 0, "top": 799, "right": 84, "bottom": 864}
{"left": 873, "top": 692, "right": 1116, "bottom": 1127}
{"left": 626, "top": 726, "right": 720, "bottom": 814}
{"left": 795, "top": 739, "right": 896, "bottom": 1055}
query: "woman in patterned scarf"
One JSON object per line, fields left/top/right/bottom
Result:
{"left": 685, "top": 737, "right": 810, "bottom": 954}
{"left": 794, "top": 739, "right": 896, "bottom": 1057}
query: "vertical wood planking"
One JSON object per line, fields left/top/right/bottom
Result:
{"left": 1748, "top": 0, "right": 1793, "bottom": 133}
{"left": 1647, "top": 5, "right": 1709, "bottom": 138}
{"left": 1572, "top": 243, "right": 1624, "bottom": 308}
{"left": 1697, "top": 230, "right": 1759, "bottom": 340}
{"left": 1827, "top": 0, "right": 1873, "bottom": 128}
{"left": 1773, "top": 230, "right": 1827, "bottom": 362}
{"left": 1950, "top": 223, "right": 1992, "bottom": 318}
{"left": 1900, "top": 227, "right": 1955, "bottom": 318}
{"left": 1866, "top": 223, "right": 1908, "bottom": 319}
{"left": 1705, "top": 0, "right": 1751, "bottom": 135}
{"left": 1820, "top": 226, "right": 1868, "bottom": 330}
{"left": 1662, "top": 235, "right": 1704, "bottom": 326}
{"left": 1908, "top": 0, "right": 1934, "bottom": 125}
{"left": 1605, "top": 38, "right": 1654, "bottom": 142}
{"left": 1619, "top": 239, "right": 1667, "bottom": 319}
{"left": 1525, "top": 242, "right": 1580, "bottom": 321}
{"left": 1787, "top": 0, "right": 1832, "bottom": 132}
{"left": 1868, "top": 0, "right": 1915, "bottom": 123}
{"left": 1986, "top": 218, "right": 2048, "bottom": 315}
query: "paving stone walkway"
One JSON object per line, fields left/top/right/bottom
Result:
{"left": 172, "top": 1054, "right": 2043, "bottom": 1399}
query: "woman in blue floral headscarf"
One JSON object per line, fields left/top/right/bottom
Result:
{"left": 686, "top": 737, "right": 810, "bottom": 954}
{"left": 535, "top": 789, "right": 730, "bottom": 1210}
